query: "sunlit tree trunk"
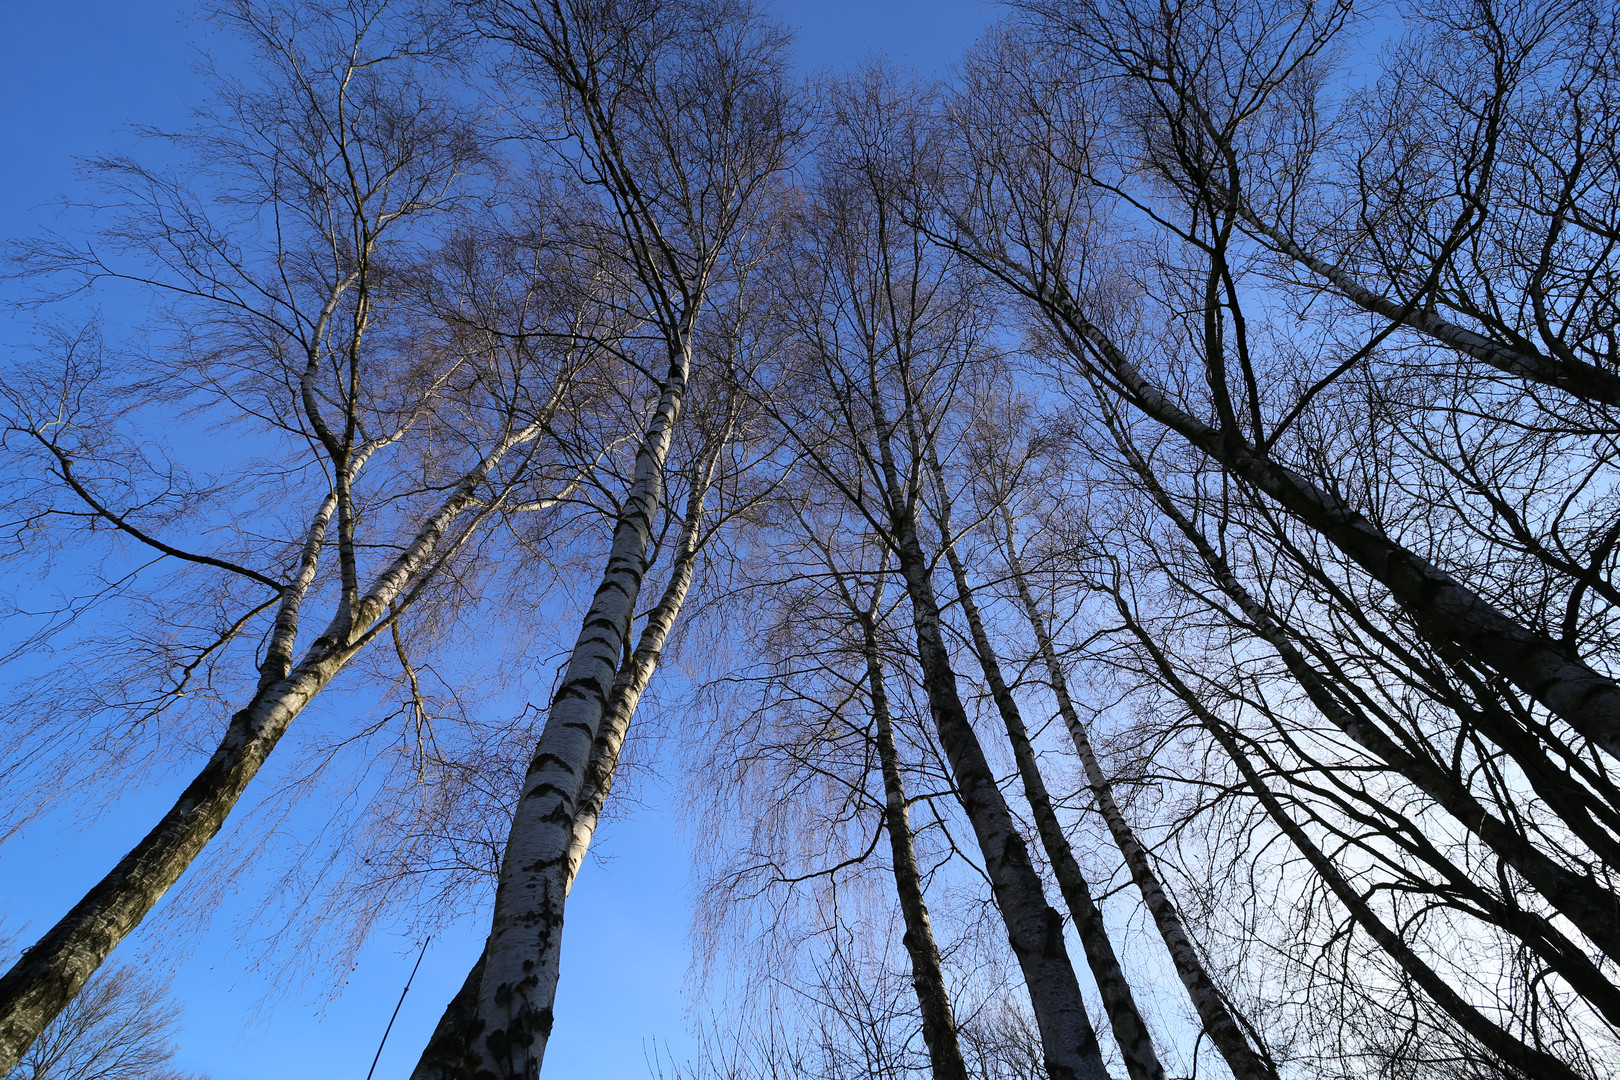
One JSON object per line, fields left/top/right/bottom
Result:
{"left": 0, "top": 420, "right": 542, "bottom": 1073}
{"left": 410, "top": 419, "right": 728, "bottom": 1079}
{"left": 459, "top": 344, "right": 691, "bottom": 1079}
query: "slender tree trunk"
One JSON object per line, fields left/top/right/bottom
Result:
{"left": 1110, "top": 428, "right": 1620, "bottom": 1005}
{"left": 456, "top": 350, "right": 690, "bottom": 1080}
{"left": 853, "top": 342, "right": 1108, "bottom": 1080}
{"left": 410, "top": 426, "right": 725, "bottom": 1080}
{"left": 863, "top": 623, "right": 971, "bottom": 1080}
{"left": 985, "top": 266, "right": 1620, "bottom": 762}
{"left": 928, "top": 457, "right": 1165, "bottom": 1080}
{"left": 1112, "top": 591, "right": 1589, "bottom": 1080}
{"left": 997, "top": 506, "right": 1280, "bottom": 1080}
{"left": 0, "top": 423, "right": 535, "bottom": 1075}
{"left": 889, "top": 520, "right": 1109, "bottom": 1080}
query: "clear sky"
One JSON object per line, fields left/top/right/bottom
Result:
{"left": 0, "top": 3, "right": 996, "bottom": 1079}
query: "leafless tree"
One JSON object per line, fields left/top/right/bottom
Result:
{"left": 934, "top": 0, "right": 1620, "bottom": 1073}
{"left": 4, "top": 965, "right": 203, "bottom": 1080}
{"left": 0, "top": 1, "right": 629, "bottom": 1068}
{"left": 408, "top": 2, "right": 799, "bottom": 1075}
{"left": 755, "top": 66, "right": 1113, "bottom": 1080}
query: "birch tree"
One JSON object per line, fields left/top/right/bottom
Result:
{"left": 924, "top": 443, "right": 1172, "bottom": 1080}
{"left": 410, "top": 2, "right": 798, "bottom": 1074}
{"left": 949, "top": 0, "right": 1620, "bottom": 785}
{"left": 409, "top": 298, "right": 786, "bottom": 1073}
{"left": 0, "top": 2, "right": 622, "bottom": 1068}
{"left": 760, "top": 69, "right": 1113, "bottom": 1080}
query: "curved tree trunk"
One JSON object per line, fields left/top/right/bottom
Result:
{"left": 0, "top": 425, "right": 530, "bottom": 1075}
{"left": 965, "top": 254, "right": 1620, "bottom": 764}
{"left": 1238, "top": 208, "right": 1620, "bottom": 406}
{"left": 1107, "top": 425, "right": 1620, "bottom": 1010}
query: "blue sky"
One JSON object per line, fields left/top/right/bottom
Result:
{"left": 0, "top": 3, "right": 997, "bottom": 1078}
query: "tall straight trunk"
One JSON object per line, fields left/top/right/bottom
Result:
{"left": 457, "top": 349, "right": 691, "bottom": 1080}
{"left": 863, "top": 623, "right": 971, "bottom": 1080}
{"left": 1113, "top": 592, "right": 1588, "bottom": 1080}
{"left": 410, "top": 428, "right": 725, "bottom": 1080}
{"left": 989, "top": 264, "right": 1620, "bottom": 763}
{"left": 997, "top": 506, "right": 1279, "bottom": 1080}
{"left": 889, "top": 519, "right": 1108, "bottom": 1080}
{"left": 927, "top": 457, "right": 1165, "bottom": 1080}
{"left": 0, "top": 423, "right": 533, "bottom": 1075}
{"left": 1110, "top": 429, "right": 1620, "bottom": 1008}
{"left": 863, "top": 384, "right": 1109, "bottom": 1080}
{"left": 561, "top": 428, "right": 730, "bottom": 890}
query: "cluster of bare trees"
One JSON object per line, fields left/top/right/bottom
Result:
{"left": 3, "top": 0, "right": 1618, "bottom": 1077}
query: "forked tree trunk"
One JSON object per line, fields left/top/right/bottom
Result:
{"left": 560, "top": 428, "right": 729, "bottom": 891}
{"left": 997, "top": 506, "right": 1280, "bottom": 1080}
{"left": 0, "top": 423, "right": 535, "bottom": 1075}
{"left": 411, "top": 425, "right": 724, "bottom": 1080}
{"left": 452, "top": 349, "right": 691, "bottom": 1080}
{"left": 862, "top": 622, "right": 971, "bottom": 1080}
{"left": 928, "top": 455, "right": 1165, "bottom": 1080}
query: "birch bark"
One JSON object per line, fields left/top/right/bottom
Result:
{"left": 561, "top": 424, "right": 729, "bottom": 891}
{"left": 927, "top": 454, "right": 1166, "bottom": 1080}
{"left": 409, "top": 420, "right": 725, "bottom": 1080}
{"left": 458, "top": 346, "right": 690, "bottom": 1080}
{"left": 0, "top": 420, "right": 545, "bottom": 1074}
{"left": 862, "top": 619, "right": 971, "bottom": 1080}
{"left": 996, "top": 505, "right": 1279, "bottom": 1080}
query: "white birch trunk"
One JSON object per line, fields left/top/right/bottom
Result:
{"left": 459, "top": 349, "right": 691, "bottom": 1080}
{"left": 0, "top": 422, "right": 543, "bottom": 1075}
{"left": 927, "top": 454, "right": 1166, "bottom": 1080}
